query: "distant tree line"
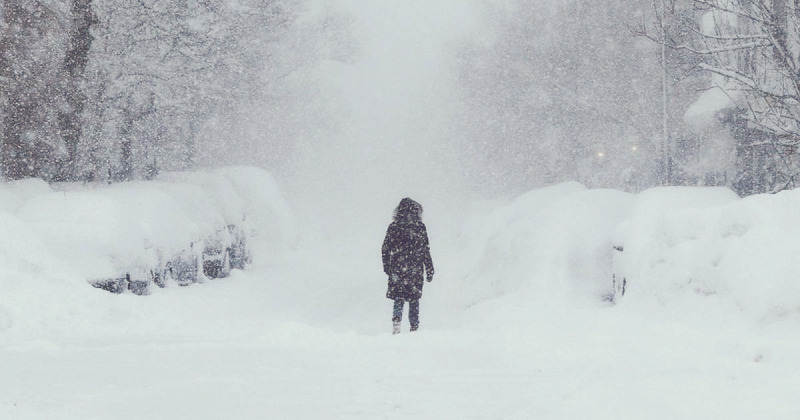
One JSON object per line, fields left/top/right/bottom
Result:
{"left": 7, "top": 0, "right": 798, "bottom": 196}
{"left": 0, "top": 0, "right": 296, "bottom": 182}
{"left": 456, "top": 0, "right": 800, "bottom": 196}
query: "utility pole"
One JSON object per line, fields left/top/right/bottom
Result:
{"left": 654, "top": 0, "right": 671, "bottom": 186}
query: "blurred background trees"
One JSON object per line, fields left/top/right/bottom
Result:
{"left": 454, "top": 0, "right": 800, "bottom": 196}
{"left": 2, "top": 0, "right": 800, "bottom": 196}
{"left": 1, "top": 0, "right": 301, "bottom": 182}
{"left": 454, "top": 1, "right": 666, "bottom": 194}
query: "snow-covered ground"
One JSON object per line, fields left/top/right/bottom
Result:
{"left": 2, "top": 172, "right": 800, "bottom": 419}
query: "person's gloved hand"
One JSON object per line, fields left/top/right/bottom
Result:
{"left": 426, "top": 273, "right": 433, "bottom": 283}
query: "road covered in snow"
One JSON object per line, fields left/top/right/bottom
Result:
{"left": 3, "top": 258, "right": 797, "bottom": 419}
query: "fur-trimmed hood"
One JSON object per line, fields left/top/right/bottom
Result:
{"left": 393, "top": 197, "right": 423, "bottom": 223}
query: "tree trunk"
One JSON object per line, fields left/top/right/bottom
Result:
{"left": 117, "top": 113, "right": 134, "bottom": 182}
{"left": 1, "top": 1, "right": 35, "bottom": 180}
{"left": 56, "top": 0, "right": 97, "bottom": 181}
{"left": 773, "top": 0, "right": 789, "bottom": 65}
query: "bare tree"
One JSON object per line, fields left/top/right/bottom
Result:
{"left": 644, "top": 0, "right": 800, "bottom": 193}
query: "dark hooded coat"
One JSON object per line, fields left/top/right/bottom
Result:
{"left": 382, "top": 198, "right": 434, "bottom": 301}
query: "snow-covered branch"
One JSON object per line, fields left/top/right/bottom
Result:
{"left": 691, "top": 30, "right": 769, "bottom": 42}
{"left": 675, "top": 40, "right": 772, "bottom": 55}
{"left": 696, "top": 63, "right": 758, "bottom": 89}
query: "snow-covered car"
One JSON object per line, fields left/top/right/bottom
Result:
{"left": 609, "top": 221, "right": 629, "bottom": 303}
{"left": 611, "top": 243, "right": 626, "bottom": 302}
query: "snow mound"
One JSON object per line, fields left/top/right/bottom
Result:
{"left": 0, "top": 166, "right": 294, "bottom": 341}
{"left": 466, "top": 182, "right": 800, "bottom": 322}
{"left": 464, "top": 182, "right": 633, "bottom": 304}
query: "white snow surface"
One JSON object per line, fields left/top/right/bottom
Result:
{"left": 2, "top": 175, "right": 800, "bottom": 419}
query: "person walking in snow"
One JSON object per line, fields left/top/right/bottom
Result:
{"left": 382, "top": 197, "right": 435, "bottom": 334}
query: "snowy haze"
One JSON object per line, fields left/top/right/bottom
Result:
{"left": 4, "top": 0, "right": 800, "bottom": 419}
{"left": 248, "top": 0, "right": 497, "bottom": 236}
{"left": 251, "top": 0, "right": 661, "bottom": 234}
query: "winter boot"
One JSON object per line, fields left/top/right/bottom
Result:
{"left": 410, "top": 325, "right": 418, "bottom": 332}
{"left": 393, "top": 321, "right": 401, "bottom": 335}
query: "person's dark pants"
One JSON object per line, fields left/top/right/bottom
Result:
{"left": 393, "top": 299, "right": 419, "bottom": 329}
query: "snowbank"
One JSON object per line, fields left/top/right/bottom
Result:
{"left": 0, "top": 166, "right": 294, "bottom": 339}
{"left": 464, "top": 182, "right": 800, "bottom": 322}
{"left": 3, "top": 179, "right": 800, "bottom": 418}
{"left": 462, "top": 182, "right": 633, "bottom": 304}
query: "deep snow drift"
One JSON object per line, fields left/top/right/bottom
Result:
{"left": 2, "top": 174, "right": 800, "bottom": 418}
